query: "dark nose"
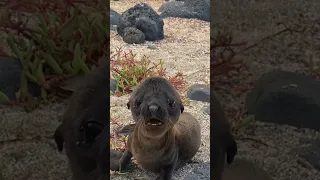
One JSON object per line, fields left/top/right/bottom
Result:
{"left": 148, "top": 105, "right": 159, "bottom": 114}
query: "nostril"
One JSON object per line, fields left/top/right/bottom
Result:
{"left": 148, "top": 105, "right": 159, "bottom": 113}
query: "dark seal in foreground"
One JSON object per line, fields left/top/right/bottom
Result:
{"left": 211, "top": 91, "right": 238, "bottom": 180}
{"left": 53, "top": 60, "right": 121, "bottom": 180}
{"left": 117, "top": 3, "right": 164, "bottom": 41}
{"left": 111, "top": 77, "right": 201, "bottom": 180}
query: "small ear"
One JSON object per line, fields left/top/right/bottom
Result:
{"left": 54, "top": 124, "right": 64, "bottom": 152}
{"left": 180, "top": 105, "right": 184, "bottom": 113}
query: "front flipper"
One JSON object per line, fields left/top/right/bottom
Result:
{"left": 54, "top": 124, "right": 64, "bottom": 152}
{"left": 118, "top": 149, "right": 133, "bottom": 172}
{"left": 156, "top": 152, "right": 178, "bottom": 180}
{"left": 109, "top": 149, "right": 124, "bottom": 171}
{"left": 109, "top": 149, "right": 133, "bottom": 172}
{"left": 226, "top": 136, "right": 237, "bottom": 164}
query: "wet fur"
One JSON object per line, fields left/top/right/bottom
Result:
{"left": 114, "top": 77, "right": 201, "bottom": 180}
{"left": 211, "top": 91, "right": 238, "bottom": 180}
{"left": 53, "top": 69, "right": 120, "bottom": 180}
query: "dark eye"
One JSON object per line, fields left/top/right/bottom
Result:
{"left": 167, "top": 99, "right": 175, "bottom": 108}
{"left": 77, "top": 119, "right": 104, "bottom": 147}
{"left": 134, "top": 99, "right": 142, "bottom": 108}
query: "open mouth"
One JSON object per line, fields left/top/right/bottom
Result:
{"left": 146, "top": 118, "right": 164, "bottom": 126}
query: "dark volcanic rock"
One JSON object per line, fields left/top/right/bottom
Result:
{"left": 159, "top": 0, "right": 210, "bottom": 22}
{"left": 158, "top": 1, "right": 185, "bottom": 12}
{"left": 187, "top": 84, "right": 210, "bottom": 102}
{"left": 123, "top": 27, "right": 145, "bottom": 44}
{"left": 0, "top": 56, "right": 40, "bottom": 100}
{"left": 135, "top": 16, "right": 159, "bottom": 41}
{"left": 246, "top": 70, "right": 320, "bottom": 130}
{"left": 110, "top": 8, "right": 121, "bottom": 26}
{"left": 117, "top": 3, "right": 164, "bottom": 41}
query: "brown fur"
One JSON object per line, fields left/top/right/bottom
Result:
{"left": 114, "top": 77, "right": 201, "bottom": 180}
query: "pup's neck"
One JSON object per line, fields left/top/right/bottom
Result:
{"left": 135, "top": 127, "right": 176, "bottom": 149}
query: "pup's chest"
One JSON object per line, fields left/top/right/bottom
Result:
{"left": 131, "top": 143, "right": 176, "bottom": 172}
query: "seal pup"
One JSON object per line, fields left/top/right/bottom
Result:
{"left": 112, "top": 77, "right": 201, "bottom": 180}
{"left": 53, "top": 66, "right": 121, "bottom": 180}
{"left": 211, "top": 91, "right": 238, "bottom": 180}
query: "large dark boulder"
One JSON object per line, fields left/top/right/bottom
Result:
{"left": 117, "top": 3, "right": 164, "bottom": 41}
{"left": 159, "top": 0, "right": 210, "bottom": 22}
{"left": 246, "top": 70, "right": 320, "bottom": 130}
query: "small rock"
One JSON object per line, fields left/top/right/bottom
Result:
{"left": 123, "top": 27, "right": 145, "bottom": 44}
{"left": 0, "top": 56, "right": 40, "bottom": 100}
{"left": 299, "top": 138, "right": 320, "bottom": 171}
{"left": 202, "top": 105, "right": 210, "bottom": 115}
{"left": 187, "top": 84, "right": 210, "bottom": 102}
{"left": 110, "top": 79, "right": 117, "bottom": 93}
{"left": 147, "top": 44, "right": 157, "bottom": 49}
{"left": 246, "top": 70, "right": 320, "bottom": 130}
{"left": 184, "top": 162, "right": 210, "bottom": 180}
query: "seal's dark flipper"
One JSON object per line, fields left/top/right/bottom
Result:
{"left": 118, "top": 124, "right": 136, "bottom": 137}
{"left": 157, "top": 158, "right": 177, "bottom": 180}
{"left": 226, "top": 137, "right": 238, "bottom": 164}
{"left": 54, "top": 124, "right": 64, "bottom": 152}
{"left": 118, "top": 149, "right": 133, "bottom": 171}
{"left": 109, "top": 149, "right": 124, "bottom": 171}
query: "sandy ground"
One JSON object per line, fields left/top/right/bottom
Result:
{"left": 213, "top": 0, "right": 320, "bottom": 180}
{"left": 0, "top": 101, "right": 71, "bottom": 180}
{"left": 0, "top": 0, "right": 210, "bottom": 180}
{"left": 110, "top": 0, "right": 210, "bottom": 85}
{"left": 110, "top": 0, "right": 210, "bottom": 179}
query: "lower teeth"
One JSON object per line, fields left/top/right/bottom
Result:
{"left": 147, "top": 122, "right": 161, "bottom": 126}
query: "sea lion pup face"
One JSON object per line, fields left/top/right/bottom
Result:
{"left": 127, "top": 77, "right": 184, "bottom": 138}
